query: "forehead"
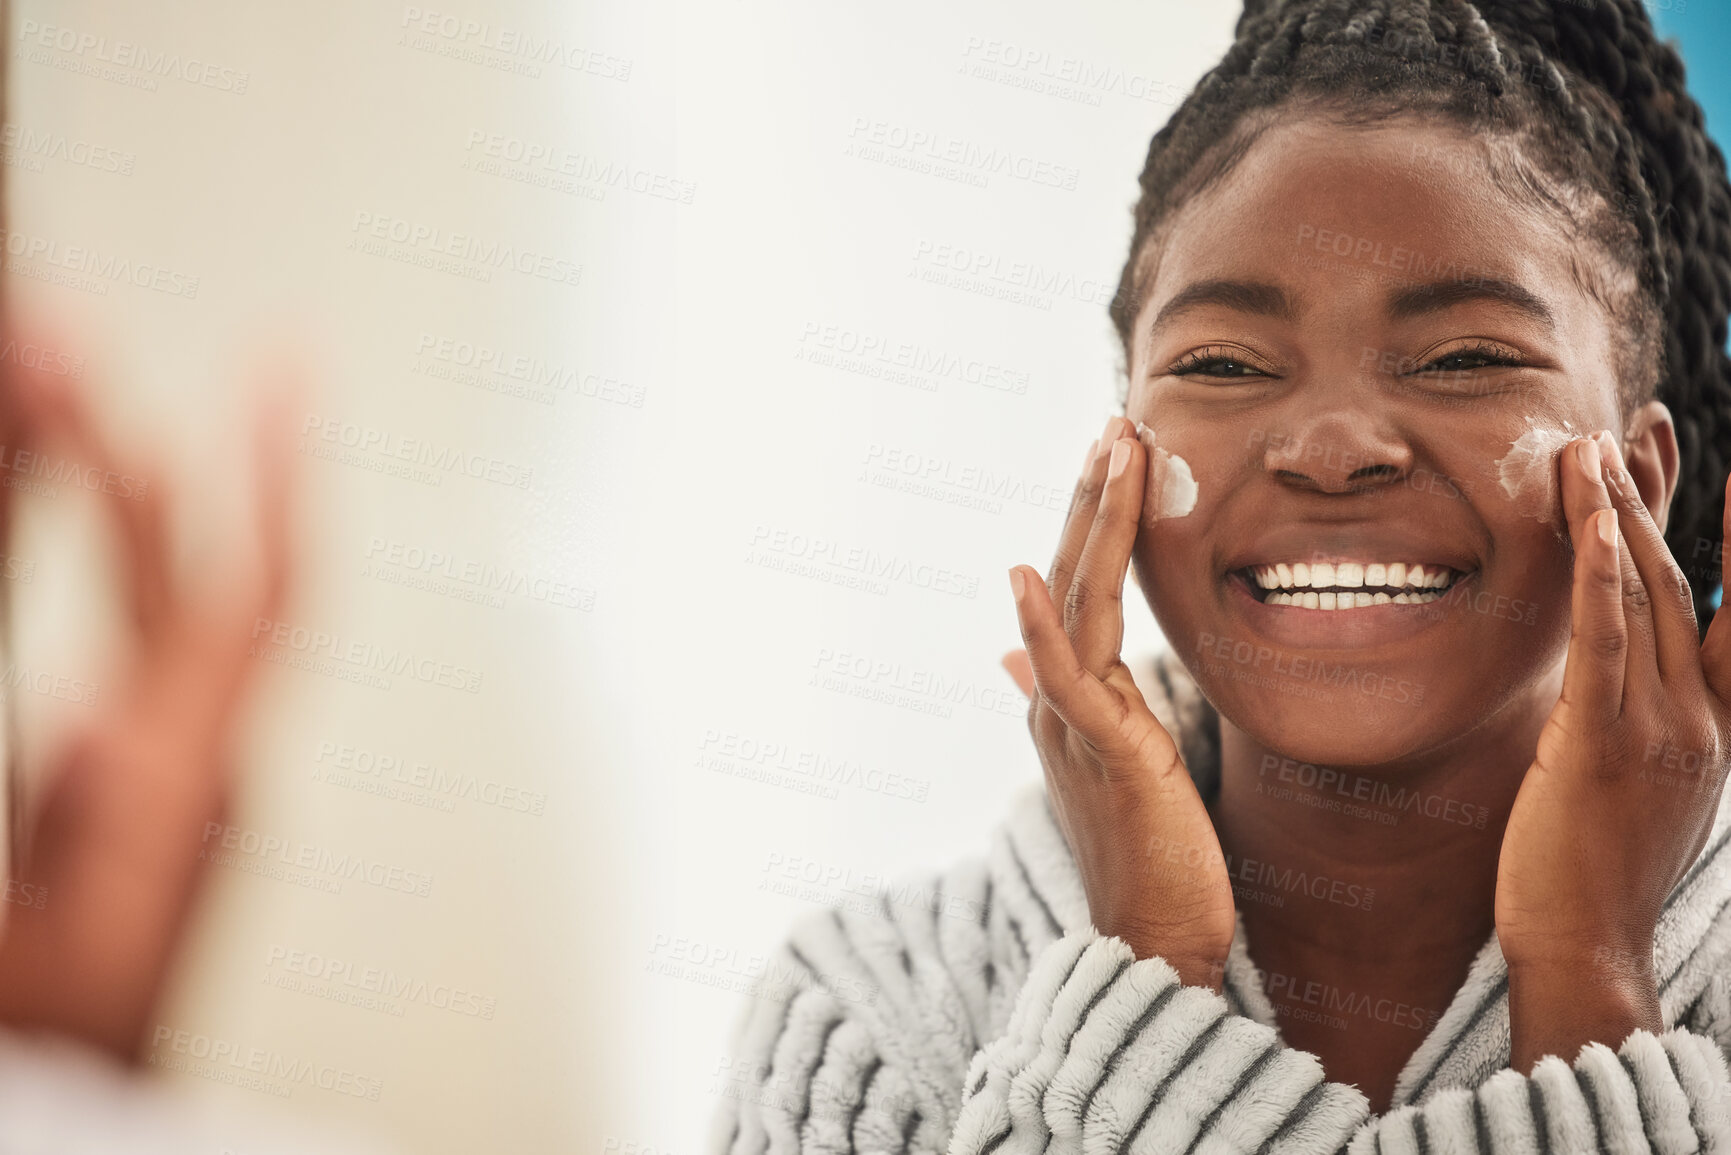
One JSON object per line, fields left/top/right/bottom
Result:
{"left": 1139, "top": 115, "right": 1594, "bottom": 334}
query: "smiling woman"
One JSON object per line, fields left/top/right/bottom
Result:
{"left": 712, "top": 0, "right": 1731, "bottom": 1153}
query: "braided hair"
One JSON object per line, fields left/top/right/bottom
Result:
{"left": 1110, "top": 0, "right": 1731, "bottom": 628}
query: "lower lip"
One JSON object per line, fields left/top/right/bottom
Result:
{"left": 1226, "top": 571, "right": 1473, "bottom": 649}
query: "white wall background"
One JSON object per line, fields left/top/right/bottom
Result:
{"left": 3, "top": 1, "right": 1238, "bottom": 1152}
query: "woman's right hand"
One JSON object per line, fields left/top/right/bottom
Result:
{"left": 1007, "top": 415, "right": 1236, "bottom": 991}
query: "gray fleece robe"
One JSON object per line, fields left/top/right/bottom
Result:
{"left": 710, "top": 648, "right": 1731, "bottom": 1154}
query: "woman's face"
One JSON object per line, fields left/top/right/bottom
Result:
{"left": 1125, "top": 115, "right": 1662, "bottom": 768}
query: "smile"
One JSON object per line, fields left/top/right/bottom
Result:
{"left": 1238, "top": 561, "right": 1463, "bottom": 609}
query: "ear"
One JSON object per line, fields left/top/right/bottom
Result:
{"left": 1622, "top": 400, "right": 1681, "bottom": 535}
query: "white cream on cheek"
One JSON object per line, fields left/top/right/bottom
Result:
{"left": 1493, "top": 417, "right": 1579, "bottom": 539}
{"left": 1135, "top": 420, "right": 1198, "bottom": 520}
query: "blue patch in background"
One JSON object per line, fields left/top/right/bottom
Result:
{"left": 1650, "top": 0, "right": 1730, "bottom": 613}
{"left": 1651, "top": 1, "right": 1729, "bottom": 143}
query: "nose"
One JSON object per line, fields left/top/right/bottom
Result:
{"left": 1260, "top": 412, "right": 1413, "bottom": 495}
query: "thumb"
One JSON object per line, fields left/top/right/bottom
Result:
{"left": 1001, "top": 648, "right": 1034, "bottom": 697}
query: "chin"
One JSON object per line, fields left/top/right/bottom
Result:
{"left": 1188, "top": 654, "right": 1445, "bottom": 766}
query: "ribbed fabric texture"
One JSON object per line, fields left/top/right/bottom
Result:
{"left": 710, "top": 650, "right": 1731, "bottom": 1155}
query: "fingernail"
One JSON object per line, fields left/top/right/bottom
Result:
{"left": 1008, "top": 566, "right": 1025, "bottom": 600}
{"left": 1597, "top": 508, "right": 1618, "bottom": 547}
{"left": 1083, "top": 438, "right": 1100, "bottom": 470}
{"left": 1595, "top": 429, "right": 1621, "bottom": 467}
{"left": 1578, "top": 437, "right": 1603, "bottom": 485}
{"left": 1101, "top": 415, "right": 1123, "bottom": 442}
{"left": 1108, "top": 439, "right": 1131, "bottom": 479}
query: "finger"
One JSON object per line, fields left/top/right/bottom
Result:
{"left": 1701, "top": 471, "right": 1731, "bottom": 701}
{"left": 239, "top": 373, "right": 299, "bottom": 631}
{"left": 1594, "top": 430, "right": 1700, "bottom": 683}
{"left": 1560, "top": 434, "right": 1655, "bottom": 680}
{"left": 1066, "top": 434, "right": 1144, "bottom": 676}
{"left": 1009, "top": 564, "right": 1122, "bottom": 740}
{"left": 11, "top": 365, "right": 176, "bottom": 642}
{"left": 1001, "top": 649, "right": 1034, "bottom": 697}
{"left": 1559, "top": 503, "right": 1628, "bottom": 719}
{"left": 171, "top": 370, "right": 304, "bottom": 734}
{"left": 1048, "top": 415, "right": 1129, "bottom": 603}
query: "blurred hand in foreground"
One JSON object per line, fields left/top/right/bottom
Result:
{"left": 0, "top": 344, "right": 297, "bottom": 1063}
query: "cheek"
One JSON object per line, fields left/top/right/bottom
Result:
{"left": 1130, "top": 513, "right": 1217, "bottom": 649}
{"left": 1481, "top": 417, "right": 1583, "bottom": 540}
{"left": 1135, "top": 421, "right": 1200, "bottom": 523}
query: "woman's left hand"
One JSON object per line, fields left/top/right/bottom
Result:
{"left": 1496, "top": 429, "right": 1731, "bottom": 1071}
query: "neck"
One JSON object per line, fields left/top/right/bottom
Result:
{"left": 1211, "top": 661, "right": 1563, "bottom": 971}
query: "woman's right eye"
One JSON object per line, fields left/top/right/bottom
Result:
{"left": 1166, "top": 348, "right": 1269, "bottom": 379}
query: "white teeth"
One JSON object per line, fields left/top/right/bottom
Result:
{"left": 1249, "top": 558, "right": 1461, "bottom": 606}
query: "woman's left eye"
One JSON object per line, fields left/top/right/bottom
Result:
{"left": 1412, "top": 344, "right": 1525, "bottom": 374}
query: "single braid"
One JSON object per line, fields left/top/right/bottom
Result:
{"left": 1111, "top": 0, "right": 1731, "bottom": 627}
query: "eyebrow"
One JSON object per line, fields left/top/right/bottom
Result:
{"left": 1387, "top": 277, "right": 1555, "bottom": 327}
{"left": 1147, "top": 279, "right": 1296, "bottom": 337}
{"left": 1145, "top": 273, "right": 1555, "bottom": 341}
